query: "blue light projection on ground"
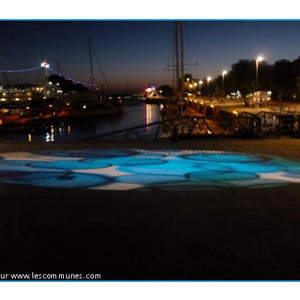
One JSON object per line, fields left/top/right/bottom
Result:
{"left": 1, "top": 149, "right": 300, "bottom": 190}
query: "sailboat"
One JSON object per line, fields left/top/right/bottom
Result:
{"left": 59, "top": 38, "right": 123, "bottom": 118}
{"left": 146, "top": 22, "right": 185, "bottom": 109}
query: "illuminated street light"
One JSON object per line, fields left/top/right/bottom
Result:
{"left": 207, "top": 77, "right": 211, "bottom": 97}
{"left": 41, "top": 60, "right": 50, "bottom": 97}
{"left": 198, "top": 80, "right": 203, "bottom": 96}
{"left": 222, "top": 70, "right": 227, "bottom": 99}
{"left": 41, "top": 61, "right": 50, "bottom": 69}
{"left": 256, "top": 56, "right": 263, "bottom": 107}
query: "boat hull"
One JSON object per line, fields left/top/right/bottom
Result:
{"left": 0, "top": 113, "right": 20, "bottom": 124}
{"left": 59, "top": 108, "right": 118, "bottom": 117}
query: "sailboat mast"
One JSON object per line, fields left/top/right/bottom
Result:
{"left": 88, "top": 37, "right": 95, "bottom": 90}
{"left": 174, "top": 21, "right": 184, "bottom": 99}
{"left": 0, "top": 63, "right": 10, "bottom": 86}
{"left": 175, "top": 22, "right": 180, "bottom": 95}
{"left": 179, "top": 21, "right": 184, "bottom": 98}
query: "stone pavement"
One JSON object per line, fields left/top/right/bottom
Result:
{"left": 1, "top": 137, "right": 300, "bottom": 159}
{"left": 1, "top": 138, "right": 300, "bottom": 280}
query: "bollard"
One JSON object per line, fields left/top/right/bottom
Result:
{"left": 173, "top": 125, "right": 179, "bottom": 142}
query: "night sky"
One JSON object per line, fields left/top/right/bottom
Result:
{"left": 1, "top": 20, "right": 300, "bottom": 94}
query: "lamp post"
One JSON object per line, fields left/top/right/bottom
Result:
{"left": 193, "top": 82, "right": 197, "bottom": 95}
{"left": 199, "top": 80, "right": 203, "bottom": 96}
{"left": 41, "top": 61, "right": 50, "bottom": 98}
{"left": 207, "top": 77, "right": 211, "bottom": 98}
{"left": 256, "top": 56, "right": 263, "bottom": 108}
{"left": 222, "top": 70, "right": 227, "bottom": 100}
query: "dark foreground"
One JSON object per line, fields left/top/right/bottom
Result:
{"left": 1, "top": 139, "right": 300, "bottom": 280}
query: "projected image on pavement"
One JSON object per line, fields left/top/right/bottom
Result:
{"left": 1, "top": 149, "right": 300, "bottom": 190}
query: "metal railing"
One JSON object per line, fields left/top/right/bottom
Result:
{"left": 255, "top": 111, "right": 298, "bottom": 137}
{"left": 84, "top": 114, "right": 263, "bottom": 141}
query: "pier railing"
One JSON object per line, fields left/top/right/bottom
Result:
{"left": 84, "top": 114, "right": 263, "bottom": 141}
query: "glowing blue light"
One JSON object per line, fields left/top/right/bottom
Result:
{"left": 1, "top": 170, "right": 110, "bottom": 188}
{"left": 187, "top": 171, "right": 258, "bottom": 181}
{"left": 0, "top": 66, "right": 43, "bottom": 73}
{"left": 1, "top": 149, "right": 300, "bottom": 190}
{"left": 28, "top": 160, "right": 111, "bottom": 170}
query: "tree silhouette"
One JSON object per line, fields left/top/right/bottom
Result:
{"left": 48, "top": 74, "right": 88, "bottom": 93}
{"left": 271, "top": 60, "right": 296, "bottom": 101}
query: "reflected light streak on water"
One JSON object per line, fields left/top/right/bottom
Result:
{"left": 146, "top": 104, "right": 152, "bottom": 133}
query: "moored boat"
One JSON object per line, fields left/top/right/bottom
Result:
{"left": 0, "top": 110, "right": 20, "bottom": 124}
{"left": 59, "top": 106, "right": 118, "bottom": 117}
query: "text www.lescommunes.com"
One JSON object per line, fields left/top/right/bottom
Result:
{"left": 1, "top": 272, "right": 101, "bottom": 280}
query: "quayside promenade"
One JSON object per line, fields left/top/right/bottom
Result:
{"left": 1, "top": 138, "right": 300, "bottom": 280}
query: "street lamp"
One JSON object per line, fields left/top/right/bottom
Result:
{"left": 185, "top": 78, "right": 190, "bottom": 93}
{"left": 198, "top": 80, "right": 203, "bottom": 96}
{"left": 207, "top": 77, "right": 211, "bottom": 97}
{"left": 256, "top": 56, "right": 263, "bottom": 107}
{"left": 222, "top": 70, "right": 227, "bottom": 99}
{"left": 193, "top": 82, "right": 197, "bottom": 95}
{"left": 41, "top": 61, "right": 50, "bottom": 98}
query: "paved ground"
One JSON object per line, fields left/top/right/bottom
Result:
{"left": 1, "top": 138, "right": 300, "bottom": 280}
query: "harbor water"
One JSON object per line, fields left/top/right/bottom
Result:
{"left": 0, "top": 103, "right": 163, "bottom": 142}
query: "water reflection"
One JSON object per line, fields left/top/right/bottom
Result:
{"left": 66, "top": 104, "right": 161, "bottom": 141}
{"left": 145, "top": 104, "right": 161, "bottom": 133}
{"left": 146, "top": 104, "right": 152, "bottom": 133}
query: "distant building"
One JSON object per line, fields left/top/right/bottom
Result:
{"left": 0, "top": 84, "right": 42, "bottom": 104}
{"left": 0, "top": 82, "right": 64, "bottom": 106}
